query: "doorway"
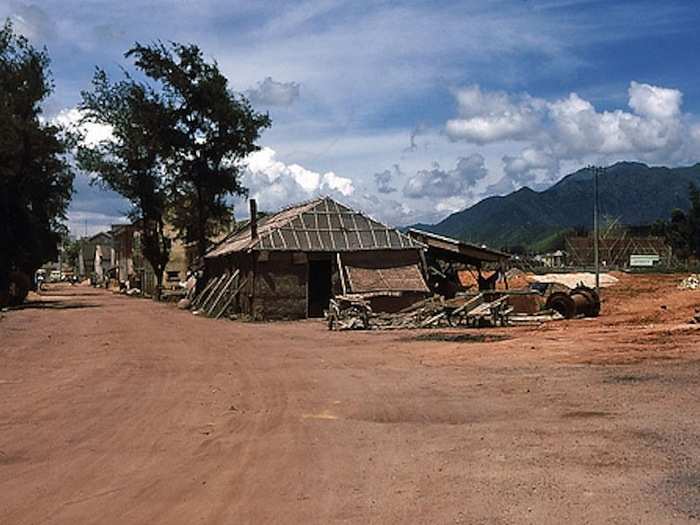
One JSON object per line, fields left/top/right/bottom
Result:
{"left": 308, "top": 259, "right": 332, "bottom": 317}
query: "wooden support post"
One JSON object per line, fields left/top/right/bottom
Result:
{"left": 336, "top": 253, "right": 347, "bottom": 295}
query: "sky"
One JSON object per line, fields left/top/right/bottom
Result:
{"left": 3, "top": 0, "right": 700, "bottom": 235}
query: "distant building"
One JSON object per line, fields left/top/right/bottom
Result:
{"left": 534, "top": 250, "right": 566, "bottom": 268}
{"left": 565, "top": 235, "right": 671, "bottom": 268}
{"left": 78, "top": 232, "right": 114, "bottom": 281}
{"left": 112, "top": 222, "right": 188, "bottom": 295}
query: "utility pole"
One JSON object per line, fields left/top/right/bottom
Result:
{"left": 593, "top": 165, "right": 601, "bottom": 293}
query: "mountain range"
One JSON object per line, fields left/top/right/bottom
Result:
{"left": 411, "top": 162, "right": 700, "bottom": 252}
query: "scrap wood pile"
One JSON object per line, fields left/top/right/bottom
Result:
{"left": 328, "top": 293, "right": 514, "bottom": 331}
{"left": 183, "top": 270, "right": 247, "bottom": 319}
{"left": 509, "top": 309, "right": 564, "bottom": 325}
{"left": 328, "top": 279, "right": 600, "bottom": 331}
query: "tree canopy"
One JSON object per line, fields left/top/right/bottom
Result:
{"left": 0, "top": 20, "right": 74, "bottom": 304}
{"left": 126, "top": 42, "right": 271, "bottom": 258}
{"left": 654, "top": 183, "right": 700, "bottom": 261}
{"left": 76, "top": 41, "right": 271, "bottom": 295}
{"left": 78, "top": 69, "right": 175, "bottom": 297}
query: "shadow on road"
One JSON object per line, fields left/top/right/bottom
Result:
{"left": 38, "top": 291, "right": 104, "bottom": 298}
{"left": 8, "top": 300, "right": 100, "bottom": 311}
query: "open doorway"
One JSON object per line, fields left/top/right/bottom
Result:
{"left": 308, "top": 259, "right": 332, "bottom": 317}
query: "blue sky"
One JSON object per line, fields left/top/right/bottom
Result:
{"left": 3, "top": 0, "right": 700, "bottom": 234}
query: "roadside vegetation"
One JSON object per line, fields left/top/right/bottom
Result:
{"left": 78, "top": 42, "right": 270, "bottom": 296}
{"left": 652, "top": 183, "right": 700, "bottom": 262}
{"left": 0, "top": 21, "right": 74, "bottom": 306}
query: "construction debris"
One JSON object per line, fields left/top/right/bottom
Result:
{"left": 327, "top": 277, "right": 602, "bottom": 330}
{"left": 327, "top": 296, "right": 371, "bottom": 330}
{"left": 509, "top": 309, "right": 565, "bottom": 325}
{"left": 328, "top": 293, "right": 515, "bottom": 330}
{"left": 679, "top": 274, "right": 700, "bottom": 290}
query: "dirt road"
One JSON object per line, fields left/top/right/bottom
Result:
{"left": 2, "top": 277, "right": 700, "bottom": 524}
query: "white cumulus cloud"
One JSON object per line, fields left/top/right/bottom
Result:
{"left": 403, "top": 153, "right": 487, "bottom": 199}
{"left": 502, "top": 146, "right": 559, "bottom": 186}
{"left": 53, "top": 107, "right": 113, "bottom": 147}
{"left": 628, "top": 81, "right": 682, "bottom": 120}
{"left": 446, "top": 81, "right": 697, "bottom": 189}
{"left": 243, "top": 146, "right": 354, "bottom": 211}
{"left": 446, "top": 85, "right": 543, "bottom": 144}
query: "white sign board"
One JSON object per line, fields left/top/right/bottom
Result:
{"left": 629, "top": 254, "right": 660, "bottom": 267}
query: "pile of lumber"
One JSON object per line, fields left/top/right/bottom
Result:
{"left": 189, "top": 271, "right": 246, "bottom": 319}
{"left": 328, "top": 293, "right": 515, "bottom": 331}
{"left": 327, "top": 296, "right": 371, "bottom": 330}
{"left": 509, "top": 309, "right": 564, "bottom": 325}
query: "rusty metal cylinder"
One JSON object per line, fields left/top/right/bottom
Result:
{"left": 545, "top": 285, "right": 600, "bottom": 319}
{"left": 569, "top": 286, "right": 600, "bottom": 317}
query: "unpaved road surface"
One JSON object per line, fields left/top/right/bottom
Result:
{"left": 2, "top": 276, "right": 700, "bottom": 524}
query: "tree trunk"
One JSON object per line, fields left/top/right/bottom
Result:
{"left": 196, "top": 181, "right": 207, "bottom": 260}
{"left": 0, "top": 189, "right": 11, "bottom": 306}
{"left": 0, "top": 268, "right": 9, "bottom": 307}
{"left": 153, "top": 266, "right": 164, "bottom": 301}
{"left": 195, "top": 180, "right": 210, "bottom": 282}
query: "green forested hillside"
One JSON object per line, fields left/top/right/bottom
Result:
{"left": 413, "top": 162, "right": 700, "bottom": 251}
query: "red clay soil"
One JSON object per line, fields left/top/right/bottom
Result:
{"left": 1, "top": 275, "right": 700, "bottom": 524}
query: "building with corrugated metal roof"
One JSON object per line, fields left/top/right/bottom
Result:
{"left": 204, "top": 196, "right": 430, "bottom": 319}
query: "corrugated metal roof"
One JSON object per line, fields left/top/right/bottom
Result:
{"left": 206, "top": 197, "right": 423, "bottom": 258}
{"left": 407, "top": 228, "right": 510, "bottom": 263}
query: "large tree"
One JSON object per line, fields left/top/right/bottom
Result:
{"left": 126, "top": 42, "right": 271, "bottom": 258}
{"left": 0, "top": 20, "right": 74, "bottom": 305}
{"left": 689, "top": 183, "right": 700, "bottom": 258}
{"left": 655, "top": 183, "right": 700, "bottom": 261}
{"left": 78, "top": 69, "right": 174, "bottom": 299}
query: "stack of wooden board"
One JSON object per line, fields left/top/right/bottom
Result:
{"left": 190, "top": 271, "right": 247, "bottom": 319}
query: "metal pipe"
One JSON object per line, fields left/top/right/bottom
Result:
{"left": 545, "top": 285, "right": 600, "bottom": 319}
